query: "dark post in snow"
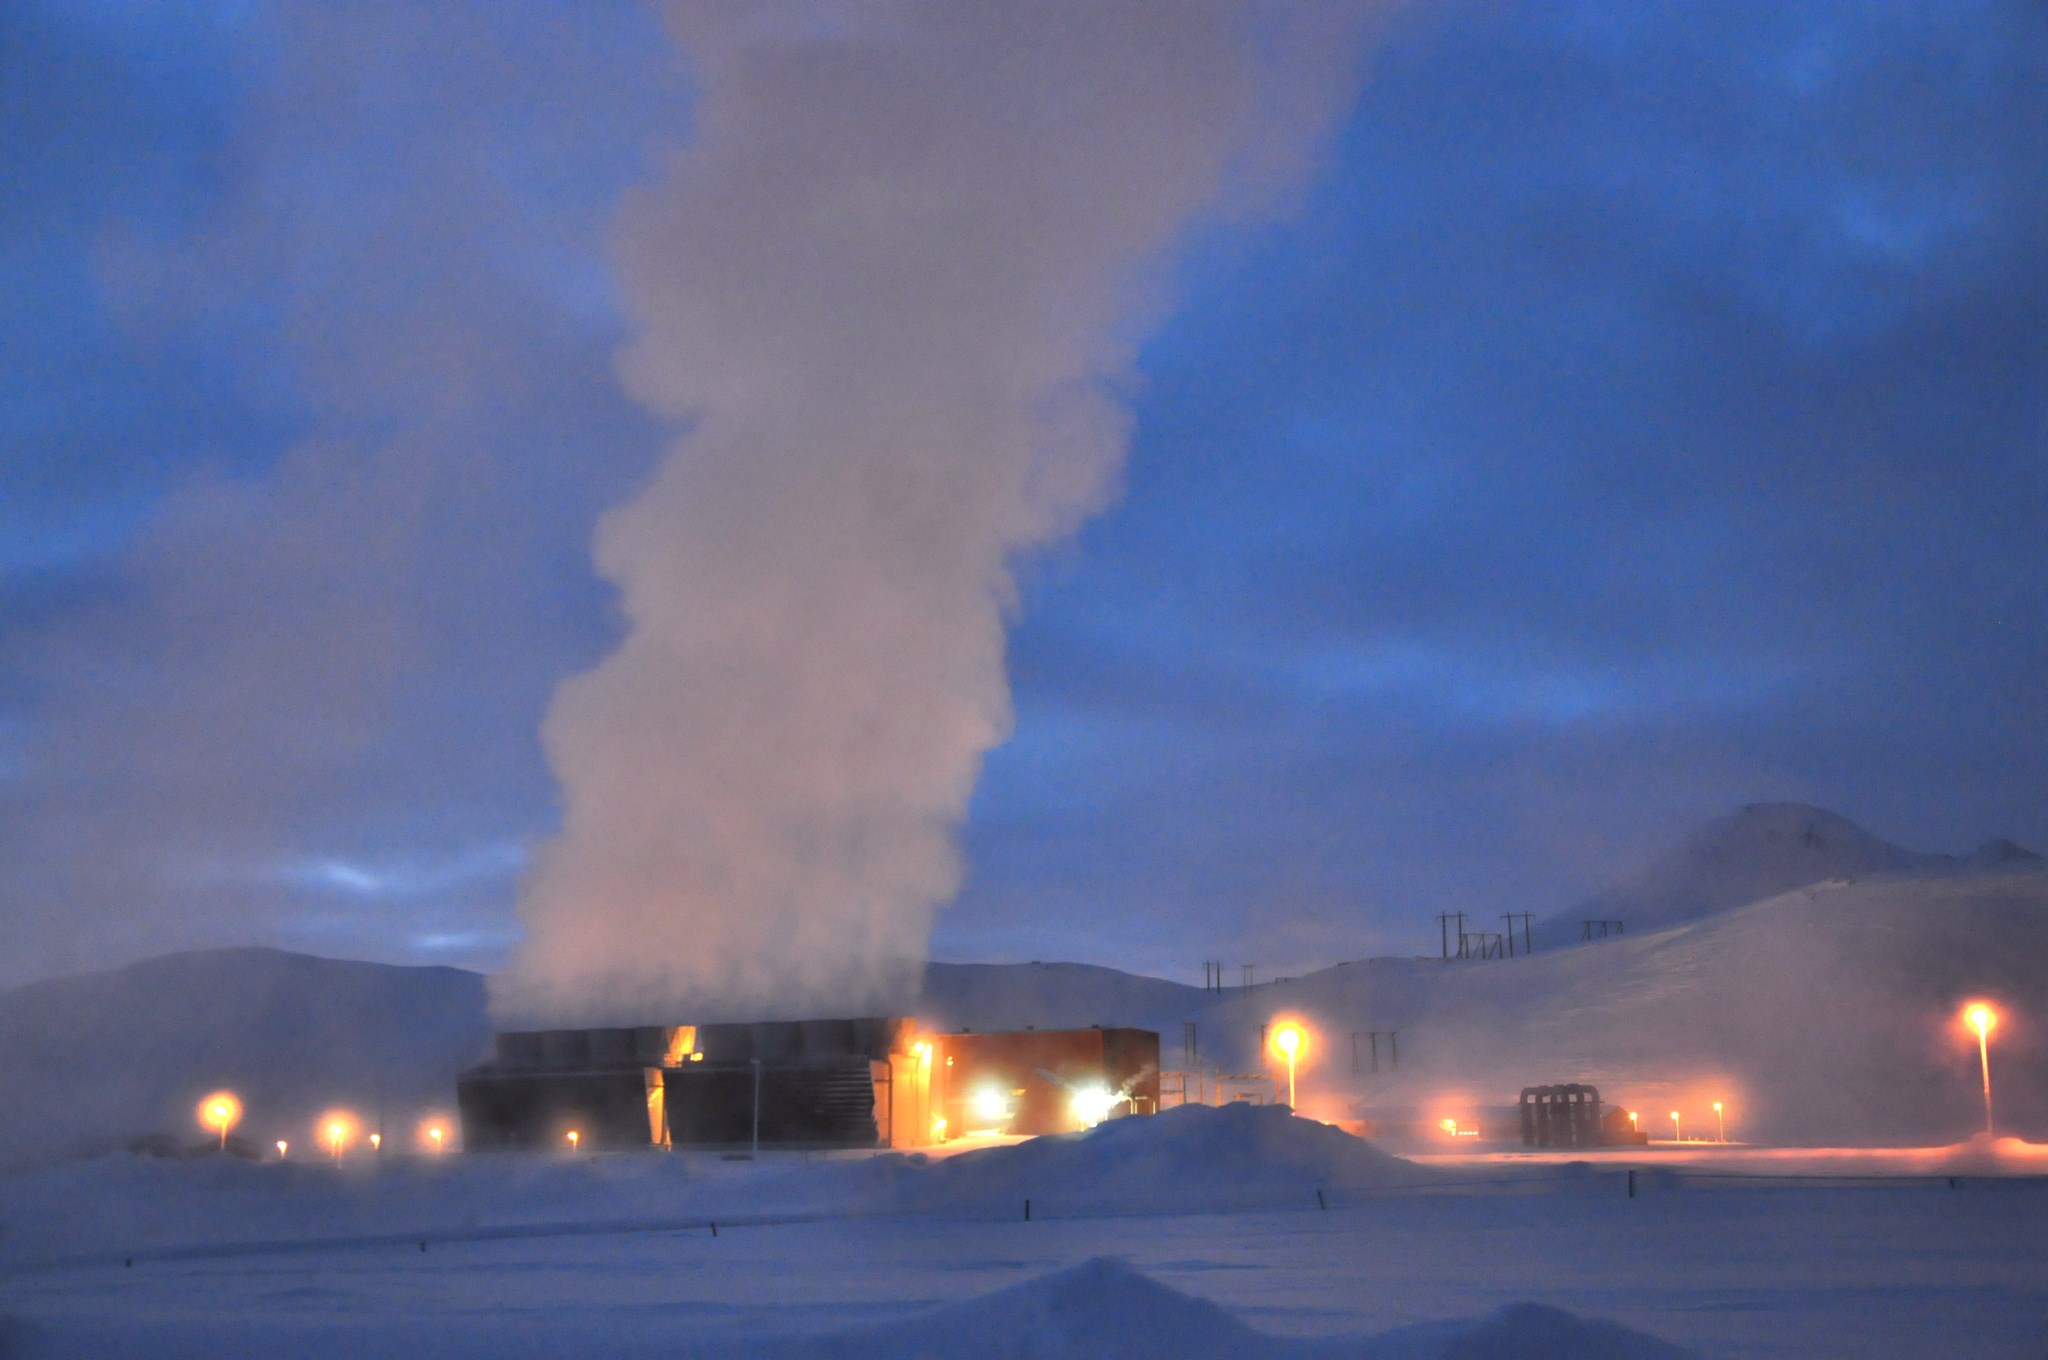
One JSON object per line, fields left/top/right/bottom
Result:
{"left": 750, "top": 1058, "right": 762, "bottom": 1158}
{"left": 1503, "top": 912, "right": 1532, "bottom": 957}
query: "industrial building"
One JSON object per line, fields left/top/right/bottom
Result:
{"left": 456, "top": 1019, "right": 1159, "bottom": 1153}
{"left": 936, "top": 1027, "right": 1160, "bottom": 1137}
{"left": 1517, "top": 1083, "right": 1604, "bottom": 1148}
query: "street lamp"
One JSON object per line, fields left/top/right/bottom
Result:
{"left": 1712, "top": 1101, "right": 1725, "bottom": 1143}
{"left": 1669, "top": 1110, "right": 1681, "bottom": 1142}
{"left": 276, "top": 1140, "right": 288, "bottom": 1160}
{"left": 197, "top": 1091, "right": 242, "bottom": 1152}
{"left": 566, "top": 1129, "right": 581, "bottom": 1152}
{"left": 1272, "top": 1024, "right": 1304, "bottom": 1111}
{"left": 1963, "top": 1002, "right": 1999, "bottom": 1137}
{"left": 321, "top": 1112, "right": 358, "bottom": 1164}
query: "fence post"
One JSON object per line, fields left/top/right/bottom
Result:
{"left": 1627, "top": 1169, "right": 1635, "bottom": 1199}
{"left": 1024, "top": 1198, "right": 1032, "bottom": 1221}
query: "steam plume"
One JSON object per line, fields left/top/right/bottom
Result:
{"left": 494, "top": 2, "right": 1369, "bottom": 1025}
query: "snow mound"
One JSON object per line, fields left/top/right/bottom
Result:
{"left": 1350, "top": 1301, "right": 1702, "bottom": 1359}
{"left": 888, "top": 1103, "right": 1430, "bottom": 1216}
{"left": 709, "top": 1258, "right": 1699, "bottom": 1360}
{"left": 773, "top": 1256, "right": 1262, "bottom": 1360}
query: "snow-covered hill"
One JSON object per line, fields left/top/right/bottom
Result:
{"left": 3, "top": 803, "right": 2042, "bottom": 1160}
{"left": 0, "top": 948, "right": 490, "bottom": 1170}
{"left": 1224, "top": 869, "right": 2048, "bottom": 1144}
{"left": 1532, "top": 802, "right": 2040, "bottom": 947}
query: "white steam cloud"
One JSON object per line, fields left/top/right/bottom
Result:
{"left": 493, "top": 2, "right": 1371, "bottom": 1025}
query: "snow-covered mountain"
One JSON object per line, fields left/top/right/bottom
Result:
{"left": 1533, "top": 802, "right": 2039, "bottom": 948}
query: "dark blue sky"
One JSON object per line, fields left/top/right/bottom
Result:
{"left": 3, "top": 0, "right": 2044, "bottom": 985}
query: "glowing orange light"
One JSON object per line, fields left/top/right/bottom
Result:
{"left": 1270, "top": 1023, "right": 1306, "bottom": 1109}
{"left": 1627, "top": 1111, "right": 1639, "bottom": 1131}
{"left": 196, "top": 1090, "right": 243, "bottom": 1150}
{"left": 566, "top": 1129, "right": 581, "bottom": 1150}
{"left": 319, "top": 1111, "right": 360, "bottom": 1163}
{"left": 369, "top": 1132, "right": 382, "bottom": 1151}
{"left": 1960, "top": 1001, "right": 2002, "bottom": 1136}
{"left": 1670, "top": 1110, "right": 1681, "bottom": 1142}
{"left": 1439, "top": 1118, "right": 1458, "bottom": 1135}
{"left": 276, "top": 1140, "right": 288, "bottom": 1159}
{"left": 1712, "top": 1101, "right": 1726, "bottom": 1143}
{"left": 422, "top": 1122, "right": 447, "bottom": 1154}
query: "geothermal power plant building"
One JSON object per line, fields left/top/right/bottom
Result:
{"left": 457, "top": 1019, "right": 1160, "bottom": 1152}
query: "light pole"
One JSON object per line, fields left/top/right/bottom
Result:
{"left": 1274, "top": 1025, "right": 1303, "bottom": 1110}
{"left": 751, "top": 1057, "right": 762, "bottom": 1158}
{"left": 1964, "top": 1003, "right": 1999, "bottom": 1137}
{"left": 1669, "top": 1110, "right": 1681, "bottom": 1143}
{"left": 1713, "top": 1101, "right": 1725, "bottom": 1143}
{"left": 197, "top": 1091, "right": 242, "bottom": 1152}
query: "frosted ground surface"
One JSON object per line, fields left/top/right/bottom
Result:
{"left": 4, "top": 1106, "right": 2046, "bottom": 1359}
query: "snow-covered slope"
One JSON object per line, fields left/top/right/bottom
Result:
{"left": 1223, "top": 870, "right": 2048, "bottom": 1144}
{"left": 0, "top": 947, "right": 490, "bottom": 1169}
{"left": 1533, "top": 802, "right": 2038, "bottom": 947}
{"left": 918, "top": 961, "right": 1206, "bottom": 1035}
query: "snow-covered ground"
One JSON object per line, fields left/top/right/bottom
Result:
{"left": 4, "top": 1106, "right": 2045, "bottom": 1358}
{"left": 3, "top": 803, "right": 2045, "bottom": 1354}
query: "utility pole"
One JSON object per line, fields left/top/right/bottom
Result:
{"left": 750, "top": 1058, "right": 762, "bottom": 1158}
{"left": 1503, "top": 913, "right": 1532, "bottom": 958}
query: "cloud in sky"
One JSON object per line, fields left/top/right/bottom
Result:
{"left": 1, "top": 0, "right": 2043, "bottom": 989}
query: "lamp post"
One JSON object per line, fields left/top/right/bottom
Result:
{"left": 1274, "top": 1025, "right": 1303, "bottom": 1110}
{"left": 197, "top": 1091, "right": 242, "bottom": 1152}
{"left": 1964, "top": 1003, "right": 1999, "bottom": 1137}
{"left": 750, "top": 1057, "right": 762, "bottom": 1158}
{"left": 1713, "top": 1102, "right": 1725, "bottom": 1143}
{"left": 1669, "top": 1110, "right": 1681, "bottom": 1143}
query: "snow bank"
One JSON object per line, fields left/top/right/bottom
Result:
{"left": 0, "top": 1106, "right": 1430, "bottom": 1263}
{"left": 1352, "top": 1300, "right": 1701, "bottom": 1359}
{"left": 882, "top": 1103, "right": 1432, "bottom": 1216}
{"left": 703, "top": 1257, "right": 1700, "bottom": 1359}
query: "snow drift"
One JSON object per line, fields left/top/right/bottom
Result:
{"left": 705, "top": 1257, "right": 1700, "bottom": 1360}
{"left": 885, "top": 1103, "right": 1431, "bottom": 1216}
